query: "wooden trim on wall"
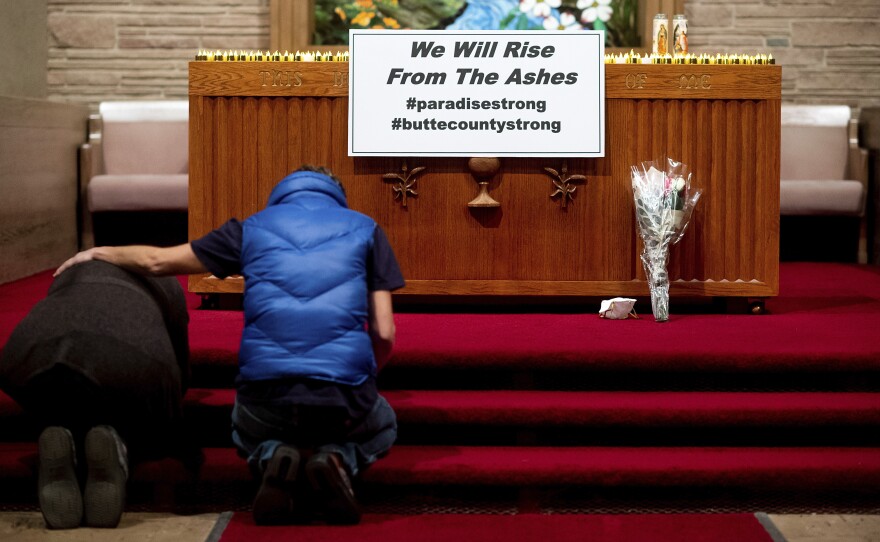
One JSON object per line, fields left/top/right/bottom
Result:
{"left": 0, "top": 97, "right": 88, "bottom": 283}
{"left": 189, "top": 62, "right": 781, "bottom": 101}
{"left": 271, "top": 0, "right": 315, "bottom": 52}
{"left": 271, "top": 0, "right": 685, "bottom": 53}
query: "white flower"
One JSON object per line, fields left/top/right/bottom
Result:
{"left": 520, "top": 0, "right": 562, "bottom": 18}
{"left": 673, "top": 176, "right": 686, "bottom": 192}
{"left": 543, "top": 12, "right": 583, "bottom": 30}
{"left": 577, "top": 0, "right": 613, "bottom": 23}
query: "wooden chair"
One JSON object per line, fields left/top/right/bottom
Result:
{"left": 780, "top": 104, "right": 870, "bottom": 263}
{"left": 79, "top": 101, "right": 189, "bottom": 248}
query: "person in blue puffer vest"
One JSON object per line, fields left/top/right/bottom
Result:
{"left": 54, "top": 165, "right": 405, "bottom": 525}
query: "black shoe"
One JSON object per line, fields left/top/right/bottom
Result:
{"left": 38, "top": 426, "right": 83, "bottom": 529}
{"left": 253, "top": 445, "right": 301, "bottom": 525}
{"left": 83, "top": 426, "right": 127, "bottom": 528}
{"left": 305, "top": 452, "right": 361, "bottom": 525}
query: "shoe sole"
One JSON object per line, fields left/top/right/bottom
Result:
{"left": 252, "top": 446, "right": 300, "bottom": 525}
{"left": 305, "top": 453, "right": 361, "bottom": 525}
{"left": 38, "top": 427, "right": 82, "bottom": 530}
{"left": 83, "top": 427, "right": 126, "bottom": 528}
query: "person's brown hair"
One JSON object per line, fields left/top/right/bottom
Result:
{"left": 296, "top": 164, "right": 345, "bottom": 195}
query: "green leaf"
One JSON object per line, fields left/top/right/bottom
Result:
{"left": 605, "top": 0, "right": 640, "bottom": 47}
{"left": 499, "top": 9, "right": 518, "bottom": 29}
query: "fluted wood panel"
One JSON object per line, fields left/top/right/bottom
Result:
{"left": 189, "top": 63, "right": 780, "bottom": 298}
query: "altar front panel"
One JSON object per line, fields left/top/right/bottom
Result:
{"left": 189, "top": 63, "right": 780, "bottom": 298}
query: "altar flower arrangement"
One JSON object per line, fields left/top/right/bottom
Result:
{"left": 502, "top": 0, "right": 639, "bottom": 46}
{"left": 316, "top": 0, "right": 640, "bottom": 48}
{"left": 316, "top": 0, "right": 414, "bottom": 44}
{"left": 631, "top": 158, "right": 702, "bottom": 322}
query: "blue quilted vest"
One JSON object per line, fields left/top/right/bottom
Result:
{"left": 238, "top": 170, "right": 377, "bottom": 385}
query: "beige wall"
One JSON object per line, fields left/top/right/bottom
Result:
{"left": 44, "top": 0, "right": 880, "bottom": 110}
{"left": 1, "top": 1, "right": 88, "bottom": 284}
{"left": 47, "top": 0, "right": 271, "bottom": 107}
{"left": 1, "top": 0, "right": 48, "bottom": 98}
{"left": 686, "top": 0, "right": 880, "bottom": 108}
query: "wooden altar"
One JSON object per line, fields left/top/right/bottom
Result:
{"left": 188, "top": 61, "right": 781, "bottom": 301}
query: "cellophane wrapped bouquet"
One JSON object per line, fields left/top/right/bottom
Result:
{"left": 631, "top": 158, "right": 702, "bottom": 322}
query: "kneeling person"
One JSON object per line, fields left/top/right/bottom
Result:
{"left": 0, "top": 260, "right": 190, "bottom": 529}
{"left": 53, "top": 166, "right": 404, "bottom": 525}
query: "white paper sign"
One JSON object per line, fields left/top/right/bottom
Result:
{"left": 348, "top": 30, "right": 605, "bottom": 157}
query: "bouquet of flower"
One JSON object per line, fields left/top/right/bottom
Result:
{"left": 631, "top": 158, "right": 702, "bottom": 322}
{"left": 501, "top": 0, "right": 639, "bottom": 47}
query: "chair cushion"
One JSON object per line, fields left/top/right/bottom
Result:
{"left": 780, "top": 179, "right": 865, "bottom": 216}
{"left": 87, "top": 174, "right": 188, "bottom": 212}
{"left": 99, "top": 101, "right": 188, "bottom": 176}
{"left": 780, "top": 105, "right": 850, "bottom": 181}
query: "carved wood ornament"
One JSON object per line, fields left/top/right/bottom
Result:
{"left": 545, "top": 161, "right": 586, "bottom": 208}
{"left": 467, "top": 157, "right": 501, "bottom": 208}
{"left": 383, "top": 161, "right": 425, "bottom": 208}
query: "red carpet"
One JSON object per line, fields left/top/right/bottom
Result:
{"left": 5, "top": 263, "right": 880, "bottom": 372}
{"left": 384, "top": 390, "right": 880, "bottom": 426}
{"left": 217, "top": 513, "right": 775, "bottom": 542}
{"left": 389, "top": 263, "right": 880, "bottom": 372}
{"left": 1, "top": 263, "right": 878, "bottom": 504}
{"left": 360, "top": 445, "right": 880, "bottom": 488}
{"left": 188, "top": 262, "right": 880, "bottom": 372}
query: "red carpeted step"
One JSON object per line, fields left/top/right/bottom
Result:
{"left": 182, "top": 308, "right": 880, "bottom": 373}
{"left": 3, "top": 265, "right": 880, "bottom": 509}
{"left": 0, "top": 443, "right": 39, "bottom": 478}
{"left": 176, "top": 389, "right": 880, "bottom": 428}
{"left": 154, "top": 445, "right": 880, "bottom": 490}
{"left": 3, "top": 441, "right": 880, "bottom": 490}
{"left": 388, "top": 313, "right": 880, "bottom": 373}
{"left": 382, "top": 390, "right": 880, "bottom": 427}
{"left": 362, "top": 445, "right": 880, "bottom": 490}
{"left": 7, "top": 266, "right": 880, "bottom": 374}
{"left": 186, "top": 310, "right": 241, "bottom": 368}
{"left": 182, "top": 315, "right": 880, "bottom": 374}
{"left": 0, "top": 393, "right": 23, "bottom": 418}
{"left": 4, "top": 389, "right": 880, "bottom": 429}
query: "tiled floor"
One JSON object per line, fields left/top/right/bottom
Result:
{"left": 770, "top": 514, "right": 880, "bottom": 542}
{"left": 0, "top": 512, "right": 878, "bottom": 541}
{"left": 0, "top": 512, "right": 219, "bottom": 541}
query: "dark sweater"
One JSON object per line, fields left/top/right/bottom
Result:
{"left": 0, "top": 261, "right": 189, "bottom": 444}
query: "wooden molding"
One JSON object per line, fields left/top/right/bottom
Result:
{"left": 189, "top": 62, "right": 780, "bottom": 100}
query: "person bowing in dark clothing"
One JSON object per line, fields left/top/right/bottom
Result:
{"left": 0, "top": 260, "right": 191, "bottom": 529}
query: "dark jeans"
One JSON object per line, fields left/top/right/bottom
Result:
{"left": 231, "top": 394, "right": 397, "bottom": 478}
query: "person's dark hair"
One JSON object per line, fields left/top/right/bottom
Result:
{"left": 296, "top": 164, "right": 345, "bottom": 195}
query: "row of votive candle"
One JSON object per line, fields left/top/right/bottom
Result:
{"left": 195, "top": 50, "right": 349, "bottom": 62}
{"left": 604, "top": 52, "right": 775, "bottom": 65}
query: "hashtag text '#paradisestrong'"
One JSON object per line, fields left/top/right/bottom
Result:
{"left": 406, "top": 97, "right": 547, "bottom": 114}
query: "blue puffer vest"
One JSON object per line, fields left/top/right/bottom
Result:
{"left": 238, "top": 170, "right": 377, "bottom": 386}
